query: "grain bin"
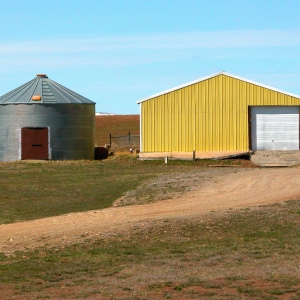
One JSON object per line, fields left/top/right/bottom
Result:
{"left": 0, "top": 74, "right": 95, "bottom": 161}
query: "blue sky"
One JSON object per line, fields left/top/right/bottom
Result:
{"left": 0, "top": 0, "right": 299, "bottom": 114}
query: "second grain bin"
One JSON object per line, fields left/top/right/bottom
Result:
{"left": 0, "top": 74, "right": 95, "bottom": 161}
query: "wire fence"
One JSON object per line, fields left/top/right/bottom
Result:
{"left": 109, "top": 132, "right": 140, "bottom": 150}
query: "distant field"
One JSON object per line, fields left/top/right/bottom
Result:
{"left": 95, "top": 115, "right": 139, "bottom": 148}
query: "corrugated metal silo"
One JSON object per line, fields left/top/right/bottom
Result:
{"left": 0, "top": 74, "right": 95, "bottom": 161}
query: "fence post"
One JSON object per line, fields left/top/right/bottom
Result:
{"left": 109, "top": 133, "right": 112, "bottom": 147}
{"left": 128, "top": 132, "right": 131, "bottom": 144}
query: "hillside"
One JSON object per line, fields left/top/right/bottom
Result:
{"left": 95, "top": 114, "right": 140, "bottom": 149}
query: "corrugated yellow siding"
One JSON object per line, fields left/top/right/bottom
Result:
{"left": 141, "top": 74, "right": 300, "bottom": 152}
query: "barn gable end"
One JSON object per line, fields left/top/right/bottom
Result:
{"left": 137, "top": 72, "right": 300, "bottom": 153}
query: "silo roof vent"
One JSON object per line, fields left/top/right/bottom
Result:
{"left": 36, "top": 74, "right": 48, "bottom": 78}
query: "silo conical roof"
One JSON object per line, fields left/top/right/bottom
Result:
{"left": 0, "top": 74, "right": 95, "bottom": 104}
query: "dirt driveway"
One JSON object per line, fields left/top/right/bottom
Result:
{"left": 0, "top": 167, "right": 300, "bottom": 255}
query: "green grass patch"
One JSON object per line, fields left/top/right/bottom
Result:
{"left": 1, "top": 199, "right": 300, "bottom": 298}
{"left": 1, "top": 157, "right": 299, "bottom": 299}
{"left": 0, "top": 157, "right": 250, "bottom": 224}
{"left": 0, "top": 158, "right": 176, "bottom": 224}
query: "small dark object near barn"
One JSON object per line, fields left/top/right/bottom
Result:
{"left": 95, "top": 147, "right": 109, "bottom": 160}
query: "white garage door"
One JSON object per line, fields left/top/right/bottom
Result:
{"left": 251, "top": 106, "right": 299, "bottom": 151}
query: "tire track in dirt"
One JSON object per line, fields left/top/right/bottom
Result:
{"left": 0, "top": 167, "right": 299, "bottom": 254}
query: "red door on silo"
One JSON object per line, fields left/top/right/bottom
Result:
{"left": 21, "top": 128, "right": 48, "bottom": 160}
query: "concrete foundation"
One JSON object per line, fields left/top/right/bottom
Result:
{"left": 250, "top": 151, "right": 300, "bottom": 167}
{"left": 138, "top": 151, "right": 250, "bottom": 160}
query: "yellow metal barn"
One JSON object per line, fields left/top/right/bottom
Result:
{"left": 137, "top": 72, "right": 300, "bottom": 159}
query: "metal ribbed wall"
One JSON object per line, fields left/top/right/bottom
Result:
{"left": 0, "top": 104, "right": 95, "bottom": 161}
{"left": 140, "top": 74, "right": 300, "bottom": 152}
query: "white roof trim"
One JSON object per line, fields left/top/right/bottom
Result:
{"left": 136, "top": 71, "right": 300, "bottom": 104}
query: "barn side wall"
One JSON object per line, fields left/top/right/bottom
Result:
{"left": 140, "top": 74, "right": 300, "bottom": 152}
{"left": 0, "top": 104, "right": 95, "bottom": 161}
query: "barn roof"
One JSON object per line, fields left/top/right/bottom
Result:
{"left": 0, "top": 74, "right": 95, "bottom": 105}
{"left": 136, "top": 71, "right": 300, "bottom": 104}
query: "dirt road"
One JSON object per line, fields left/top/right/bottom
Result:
{"left": 1, "top": 167, "right": 299, "bottom": 255}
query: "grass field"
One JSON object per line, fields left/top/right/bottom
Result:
{"left": 0, "top": 157, "right": 235, "bottom": 224}
{"left": 1, "top": 157, "right": 300, "bottom": 299}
